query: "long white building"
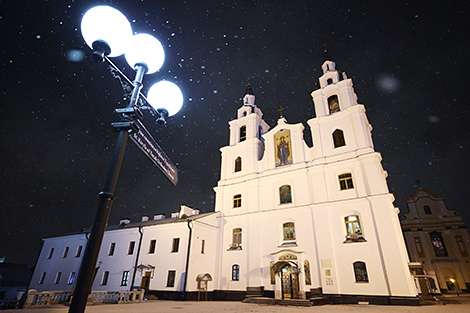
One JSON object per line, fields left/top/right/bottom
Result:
{"left": 30, "top": 58, "right": 419, "bottom": 305}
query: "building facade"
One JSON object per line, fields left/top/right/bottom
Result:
{"left": 30, "top": 58, "right": 419, "bottom": 305}
{"left": 213, "top": 58, "right": 418, "bottom": 305}
{"left": 401, "top": 188, "right": 470, "bottom": 294}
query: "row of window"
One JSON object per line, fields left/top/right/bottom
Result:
{"left": 414, "top": 232, "right": 468, "bottom": 258}
{"left": 233, "top": 128, "right": 346, "bottom": 173}
{"left": 47, "top": 246, "right": 83, "bottom": 260}
{"left": 230, "top": 261, "right": 369, "bottom": 283}
{"left": 232, "top": 174, "right": 354, "bottom": 208}
{"left": 38, "top": 271, "right": 75, "bottom": 285}
{"left": 107, "top": 238, "right": 182, "bottom": 257}
{"left": 39, "top": 269, "right": 178, "bottom": 288}
{"left": 230, "top": 215, "right": 364, "bottom": 246}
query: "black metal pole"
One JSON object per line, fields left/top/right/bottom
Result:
{"left": 182, "top": 220, "right": 193, "bottom": 300}
{"left": 68, "top": 65, "right": 146, "bottom": 313}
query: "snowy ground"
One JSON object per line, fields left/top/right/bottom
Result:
{"left": 7, "top": 296, "right": 470, "bottom": 313}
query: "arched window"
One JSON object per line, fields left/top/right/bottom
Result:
{"left": 327, "top": 78, "right": 333, "bottom": 85}
{"left": 353, "top": 261, "right": 368, "bottom": 282}
{"left": 234, "top": 157, "right": 242, "bottom": 172}
{"left": 345, "top": 215, "right": 362, "bottom": 236}
{"left": 423, "top": 205, "right": 432, "bottom": 215}
{"left": 338, "top": 173, "right": 354, "bottom": 190}
{"left": 333, "top": 129, "right": 346, "bottom": 148}
{"left": 283, "top": 222, "right": 295, "bottom": 241}
{"left": 233, "top": 194, "right": 241, "bottom": 208}
{"left": 279, "top": 185, "right": 292, "bottom": 204}
{"left": 240, "top": 126, "right": 246, "bottom": 142}
{"left": 232, "top": 264, "right": 240, "bottom": 281}
{"left": 232, "top": 228, "right": 242, "bottom": 245}
{"left": 328, "top": 95, "right": 340, "bottom": 114}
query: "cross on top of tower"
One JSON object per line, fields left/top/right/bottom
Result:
{"left": 278, "top": 106, "right": 286, "bottom": 118}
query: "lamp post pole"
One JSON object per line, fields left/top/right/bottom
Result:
{"left": 68, "top": 65, "right": 147, "bottom": 313}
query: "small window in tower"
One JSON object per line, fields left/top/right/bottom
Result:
{"left": 353, "top": 261, "right": 369, "bottom": 282}
{"left": 243, "top": 111, "right": 247, "bottom": 116}
{"left": 240, "top": 126, "right": 246, "bottom": 142}
{"left": 235, "top": 157, "right": 242, "bottom": 172}
{"left": 233, "top": 194, "right": 242, "bottom": 208}
{"left": 328, "top": 95, "right": 340, "bottom": 114}
{"left": 327, "top": 78, "right": 333, "bottom": 85}
{"left": 333, "top": 129, "right": 346, "bottom": 148}
{"left": 338, "top": 173, "right": 354, "bottom": 190}
{"left": 423, "top": 205, "right": 432, "bottom": 215}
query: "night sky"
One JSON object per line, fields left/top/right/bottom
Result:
{"left": 1, "top": 1, "right": 469, "bottom": 267}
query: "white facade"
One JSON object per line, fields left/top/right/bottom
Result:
{"left": 213, "top": 59, "right": 418, "bottom": 304}
{"left": 31, "top": 59, "right": 419, "bottom": 304}
{"left": 30, "top": 206, "right": 219, "bottom": 300}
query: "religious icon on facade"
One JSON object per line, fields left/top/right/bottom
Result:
{"left": 270, "top": 262, "right": 276, "bottom": 284}
{"left": 430, "top": 231, "right": 448, "bottom": 257}
{"left": 274, "top": 129, "right": 292, "bottom": 167}
{"left": 304, "top": 260, "right": 311, "bottom": 285}
{"left": 280, "top": 185, "right": 292, "bottom": 204}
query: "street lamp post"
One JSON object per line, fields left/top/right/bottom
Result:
{"left": 68, "top": 6, "right": 182, "bottom": 313}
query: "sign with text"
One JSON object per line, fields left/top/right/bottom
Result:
{"left": 129, "top": 120, "right": 178, "bottom": 185}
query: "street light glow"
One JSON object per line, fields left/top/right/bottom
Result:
{"left": 81, "top": 6, "right": 132, "bottom": 57}
{"left": 147, "top": 81, "right": 184, "bottom": 116}
{"left": 125, "top": 33, "right": 165, "bottom": 74}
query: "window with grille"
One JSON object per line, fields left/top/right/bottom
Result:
{"left": 233, "top": 194, "right": 242, "bottom": 208}
{"left": 232, "top": 264, "right": 240, "bottom": 281}
{"left": 283, "top": 222, "right": 296, "bottom": 241}
{"left": 338, "top": 173, "right": 354, "bottom": 190}
{"left": 353, "top": 262, "right": 368, "bottom": 282}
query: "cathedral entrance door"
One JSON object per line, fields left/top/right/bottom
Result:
{"left": 281, "top": 265, "right": 300, "bottom": 299}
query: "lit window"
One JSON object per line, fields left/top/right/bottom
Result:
{"left": 338, "top": 173, "right": 354, "bottom": 190}
{"left": 430, "top": 231, "right": 448, "bottom": 257}
{"left": 345, "top": 215, "right": 362, "bottom": 236}
{"left": 353, "top": 261, "right": 368, "bottom": 282}
{"left": 279, "top": 185, "right": 292, "bottom": 204}
{"left": 121, "top": 271, "right": 130, "bottom": 286}
{"left": 149, "top": 240, "right": 156, "bottom": 254}
{"left": 240, "top": 126, "right": 246, "bottom": 142}
{"left": 101, "top": 271, "right": 109, "bottom": 285}
{"left": 108, "top": 243, "right": 116, "bottom": 256}
{"left": 283, "top": 222, "right": 295, "bottom": 241}
{"left": 232, "top": 264, "right": 240, "bottom": 281}
{"left": 232, "top": 228, "right": 242, "bottom": 246}
{"left": 167, "top": 270, "right": 176, "bottom": 287}
{"left": 54, "top": 272, "right": 62, "bottom": 284}
{"left": 333, "top": 129, "right": 345, "bottom": 148}
{"left": 235, "top": 157, "right": 242, "bottom": 172}
{"left": 172, "top": 238, "right": 180, "bottom": 253}
{"left": 424, "top": 205, "right": 432, "bottom": 215}
{"left": 68, "top": 272, "right": 75, "bottom": 285}
{"left": 62, "top": 247, "right": 69, "bottom": 258}
{"left": 233, "top": 194, "right": 242, "bottom": 208}
{"left": 128, "top": 241, "right": 135, "bottom": 255}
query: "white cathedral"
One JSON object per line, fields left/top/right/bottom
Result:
{"left": 29, "top": 58, "right": 419, "bottom": 305}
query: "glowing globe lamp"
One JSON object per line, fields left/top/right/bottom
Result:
{"left": 81, "top": 6, "right": 132, "bottom": 58}
{"left": 125, "top": 34, "right": 165, "bottom": 74}
{"left": 147, "top": 81, "right": 183, "bottom": 117}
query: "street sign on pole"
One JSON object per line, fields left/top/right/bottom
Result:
{"left": 129, "top": 119, "right": 178, "bottom": 185}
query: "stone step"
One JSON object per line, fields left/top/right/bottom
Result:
{"left": 243, "top": 297, "right": 312, "bottom": 307}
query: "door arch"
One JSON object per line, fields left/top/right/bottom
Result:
{"left": 273, "top": 261, "right": 300, "bottom": 299}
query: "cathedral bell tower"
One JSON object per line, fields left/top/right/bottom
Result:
{"left": 218, "top": 85, "right": 270, "bottom": 183}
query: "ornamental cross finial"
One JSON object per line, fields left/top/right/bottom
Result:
{"left": 278, "top": 106, "right": 285, "bottom": 118}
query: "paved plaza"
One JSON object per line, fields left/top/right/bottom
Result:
{"left": 5, "top": 295, "right": 470, "bottom": 313}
